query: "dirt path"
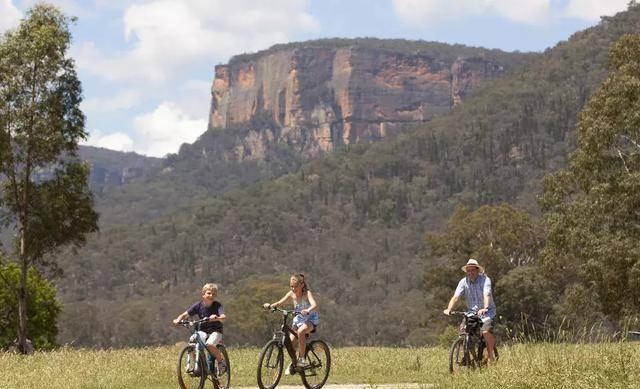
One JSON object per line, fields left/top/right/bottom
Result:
{"left": 237, "top": 384, "right": 428, "bottom": 389}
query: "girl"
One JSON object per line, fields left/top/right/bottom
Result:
{"left": 263, "top": 273, "right": 318, "bottom": 371}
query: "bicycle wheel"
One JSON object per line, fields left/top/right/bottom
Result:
{"left": 177, "top": 344, "right": 206, "bottom": 389}
{"left": 212, "top": 345, "right": 231, "bottom": 389}
{"left": 449, "top": 338, "right": 469, "bottom": 373}
{"left": 301, "top": 340, "right": 331, "bottom": 389}
{"left": 257, "top": 339, "right": 284, "bottom": 389}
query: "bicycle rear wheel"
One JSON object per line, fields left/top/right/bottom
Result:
{"left": 257, "top": 339, "right": 284, "bottom": 389}
{"left": 177, "top": 344, "right": 206, "bottom": 389}
{"left": 212, "top": 345, "right": 231, "bottom": 389}
{"left": 301, "top": 340, "right": 331, "bottom": 389}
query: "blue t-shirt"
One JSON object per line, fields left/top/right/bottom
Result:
{"left": 187, "top": 300, "right": 224, "bottom": 333}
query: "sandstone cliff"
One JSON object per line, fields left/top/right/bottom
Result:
{"left": 209, "top": 40, "right": 529, "bottom": 161}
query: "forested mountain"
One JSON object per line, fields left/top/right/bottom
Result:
{"left": 92, "top": 39, "right": 533, "bottom": 228}
{"left": 56, "top": 5, "right": 640, "bottom": 348}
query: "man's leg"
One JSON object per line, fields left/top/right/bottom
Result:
{"left": 482, "top": 330, "right": 495, "bottom": 362}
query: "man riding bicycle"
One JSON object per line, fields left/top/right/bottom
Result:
{"left": 443, "top": 258, "right": 497, "bottom": 363}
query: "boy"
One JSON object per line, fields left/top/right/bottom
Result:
{"left": 173, "top": 283, "right": 227, "bottom": 374}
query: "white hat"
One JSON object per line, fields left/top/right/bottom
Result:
{"left": 461, "top": 258, "right": 484, "bottom": 273}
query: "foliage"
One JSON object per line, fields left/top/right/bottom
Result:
{"left": 0, "top": 4, "right": 98, "bottom": 352}
{"left": 223, "top": 276, "right": 286, "bottom": 346}
{"left": 539, "top": 34, "right": 640, "bottom": 325}
{"left": 0, "top": 261, "right": 60, "bottom": 349}
{"left": 230, "top": 37, "right": 534, "bottom": 69}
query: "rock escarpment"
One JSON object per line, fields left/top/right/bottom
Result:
{"left": 209, "top": 40, "right": 526, "bottom": 161}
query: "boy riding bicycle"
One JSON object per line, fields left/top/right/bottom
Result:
{"left": 173, "top": 283, "right": 227, "bottom": 374}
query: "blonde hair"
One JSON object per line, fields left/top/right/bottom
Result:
{"left": 291, "top": 273, "right": 309, "bottom": 293}
{"left": 202, "top": 283, "right": 218, "bottom": 294}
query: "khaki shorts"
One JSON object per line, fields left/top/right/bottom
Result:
{"left": 196, "top": 331, "right": 222, "bottom": 346}
{"left": 480, "top": 316, "right": 493, "bottom": 332}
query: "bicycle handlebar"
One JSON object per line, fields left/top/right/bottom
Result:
{"left": 264, "top": 306, "right": 301, "bottom": 316}
{"left": 448, "top": 311, "right": 479, "bottom": 317}
{"left": 176, "top": 317, "right": 211, "bottom": 328}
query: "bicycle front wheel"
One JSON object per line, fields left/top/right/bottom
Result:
{"left": 449, "top": 337, "right": 468, "bottom": 373}
{"left": 177, "top": 344, "right": 206, "bottom": 389}
{"left": 212, "top": 345, "right": 231, "bottom": 389}
{"left": 257, "top": 339, "right": 284, "bottom": 389}
{"left": 301, "top": 340, "right": 331, "bottom": 389}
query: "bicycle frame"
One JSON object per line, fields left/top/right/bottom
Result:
{"left": 182, "top": 318, "right": 220, "bottom": 372}
{"left": 269, "top": 308, "right": 309, "bottom": 371}
{"left": 450, "top": 311, "right": 487, "bottom": 366}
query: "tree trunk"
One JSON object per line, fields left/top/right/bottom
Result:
{"left": 17, "top": 242, "right": 29, "bottom": 354}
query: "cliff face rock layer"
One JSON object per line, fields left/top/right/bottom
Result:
{"left": 209, "top": 43, "right": 516, "bottom": 161}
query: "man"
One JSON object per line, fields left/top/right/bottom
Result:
{"left": 443, "top": 258, "right": 496, "bottom": 362}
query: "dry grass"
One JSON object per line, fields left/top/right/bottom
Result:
{"left": 1, "top": 342, "right": 639, "bottom": 388}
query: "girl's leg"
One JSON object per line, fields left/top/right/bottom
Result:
{"left": 296, "top": 323, "right": 313, "bottom": 360}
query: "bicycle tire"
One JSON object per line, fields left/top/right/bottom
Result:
{"left": 449, "top": 337, "right": 466, "bottom": 373}
{"left": 257, "top": 339, "right": 284, "bottom": 389}
{"left": 212, "top": 345, "right": 231, "bottom": 389}
{"left": 177, "top": 344, "right": 206, "bottom": 389}
{"left": 300, "top": 340, "right": 331, "bottom": 389}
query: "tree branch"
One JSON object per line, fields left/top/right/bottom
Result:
{"left": 616, "top": 148, "right": 630, "bottom": 174}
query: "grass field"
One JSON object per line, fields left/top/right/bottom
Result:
{"left": 1, "top": 342, "right": 639, "bottom": 388}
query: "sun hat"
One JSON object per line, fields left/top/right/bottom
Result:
{"left": 461, "top": 258, "right": 485, "bottom": 273}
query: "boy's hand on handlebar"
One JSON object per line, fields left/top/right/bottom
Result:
{"left": 443, "top": 309, "right": 451, "bottom": 316}
{"left": 209, "top": 314, "right": 218, "bottom": 321}
{"left": 263, "top": 303, "right": 272, "bottom": 310}
{"left": 172, "top": 318, "right": 181, "bottom": 326}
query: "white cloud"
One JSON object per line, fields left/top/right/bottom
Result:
{"left": 81, "top": 89, "right": 141, "bottom": 113}
{"left": 0, "top": 0, "right": 21, "bottom": 32}
{"left": 564, "top": 0, "right": 629, "bottom": 21}
{"left": 83, "top": 130, "right": 134, "bottom": 152}
{"left": 392, "top": 0, "right": 551, "bottom": 25}
{"left": 75, "top": 0, "right": 319, "bottom": 84}
{"left": 392, "top": 0, "right": 629, "bottom": 25}
{"left": 132, "top": 102, "right": 206, "bottom": 157}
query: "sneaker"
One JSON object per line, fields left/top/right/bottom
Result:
{"left": 284, "top": 362, "right": 296, "bottom": 376}
{"left": 217, "top": 360, "right": 227, "bottom": 376}
{"left": 297, "top": 357, "right": 308, "bottom": 368}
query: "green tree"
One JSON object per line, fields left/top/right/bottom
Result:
{"left": 0, "top": 261, "right": 61, "bottom": 349}
{"left": 540, "top": 35, "right": 640, "bottom": 324}
{"left": 224, "top": 276, "right": 285, "bottom": 345}
{"left": 0, "top": 4, "right": 98, "bottom": 353}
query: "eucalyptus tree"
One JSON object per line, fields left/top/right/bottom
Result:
{"left": 0, "top": 4, "right": 98, "bottom": 353}
{"left": 540, "top": 35, "right": 640, "bottom": 323}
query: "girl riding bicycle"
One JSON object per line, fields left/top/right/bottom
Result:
{"left": 263, "top": 273, "right": 318, "bottom": 371}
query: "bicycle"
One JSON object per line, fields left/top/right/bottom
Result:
{"left": 256, "top": 307, "right": 331, "bottom": 389}
{"left": 175, "top": 318, "right": 231, "bottom": 389}
{"left": 447, "top": 311, "right": 499, "bottom": 373}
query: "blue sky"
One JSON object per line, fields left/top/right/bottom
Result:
{"left": 0, "top": 0, "right": 631, "bottom": 157}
